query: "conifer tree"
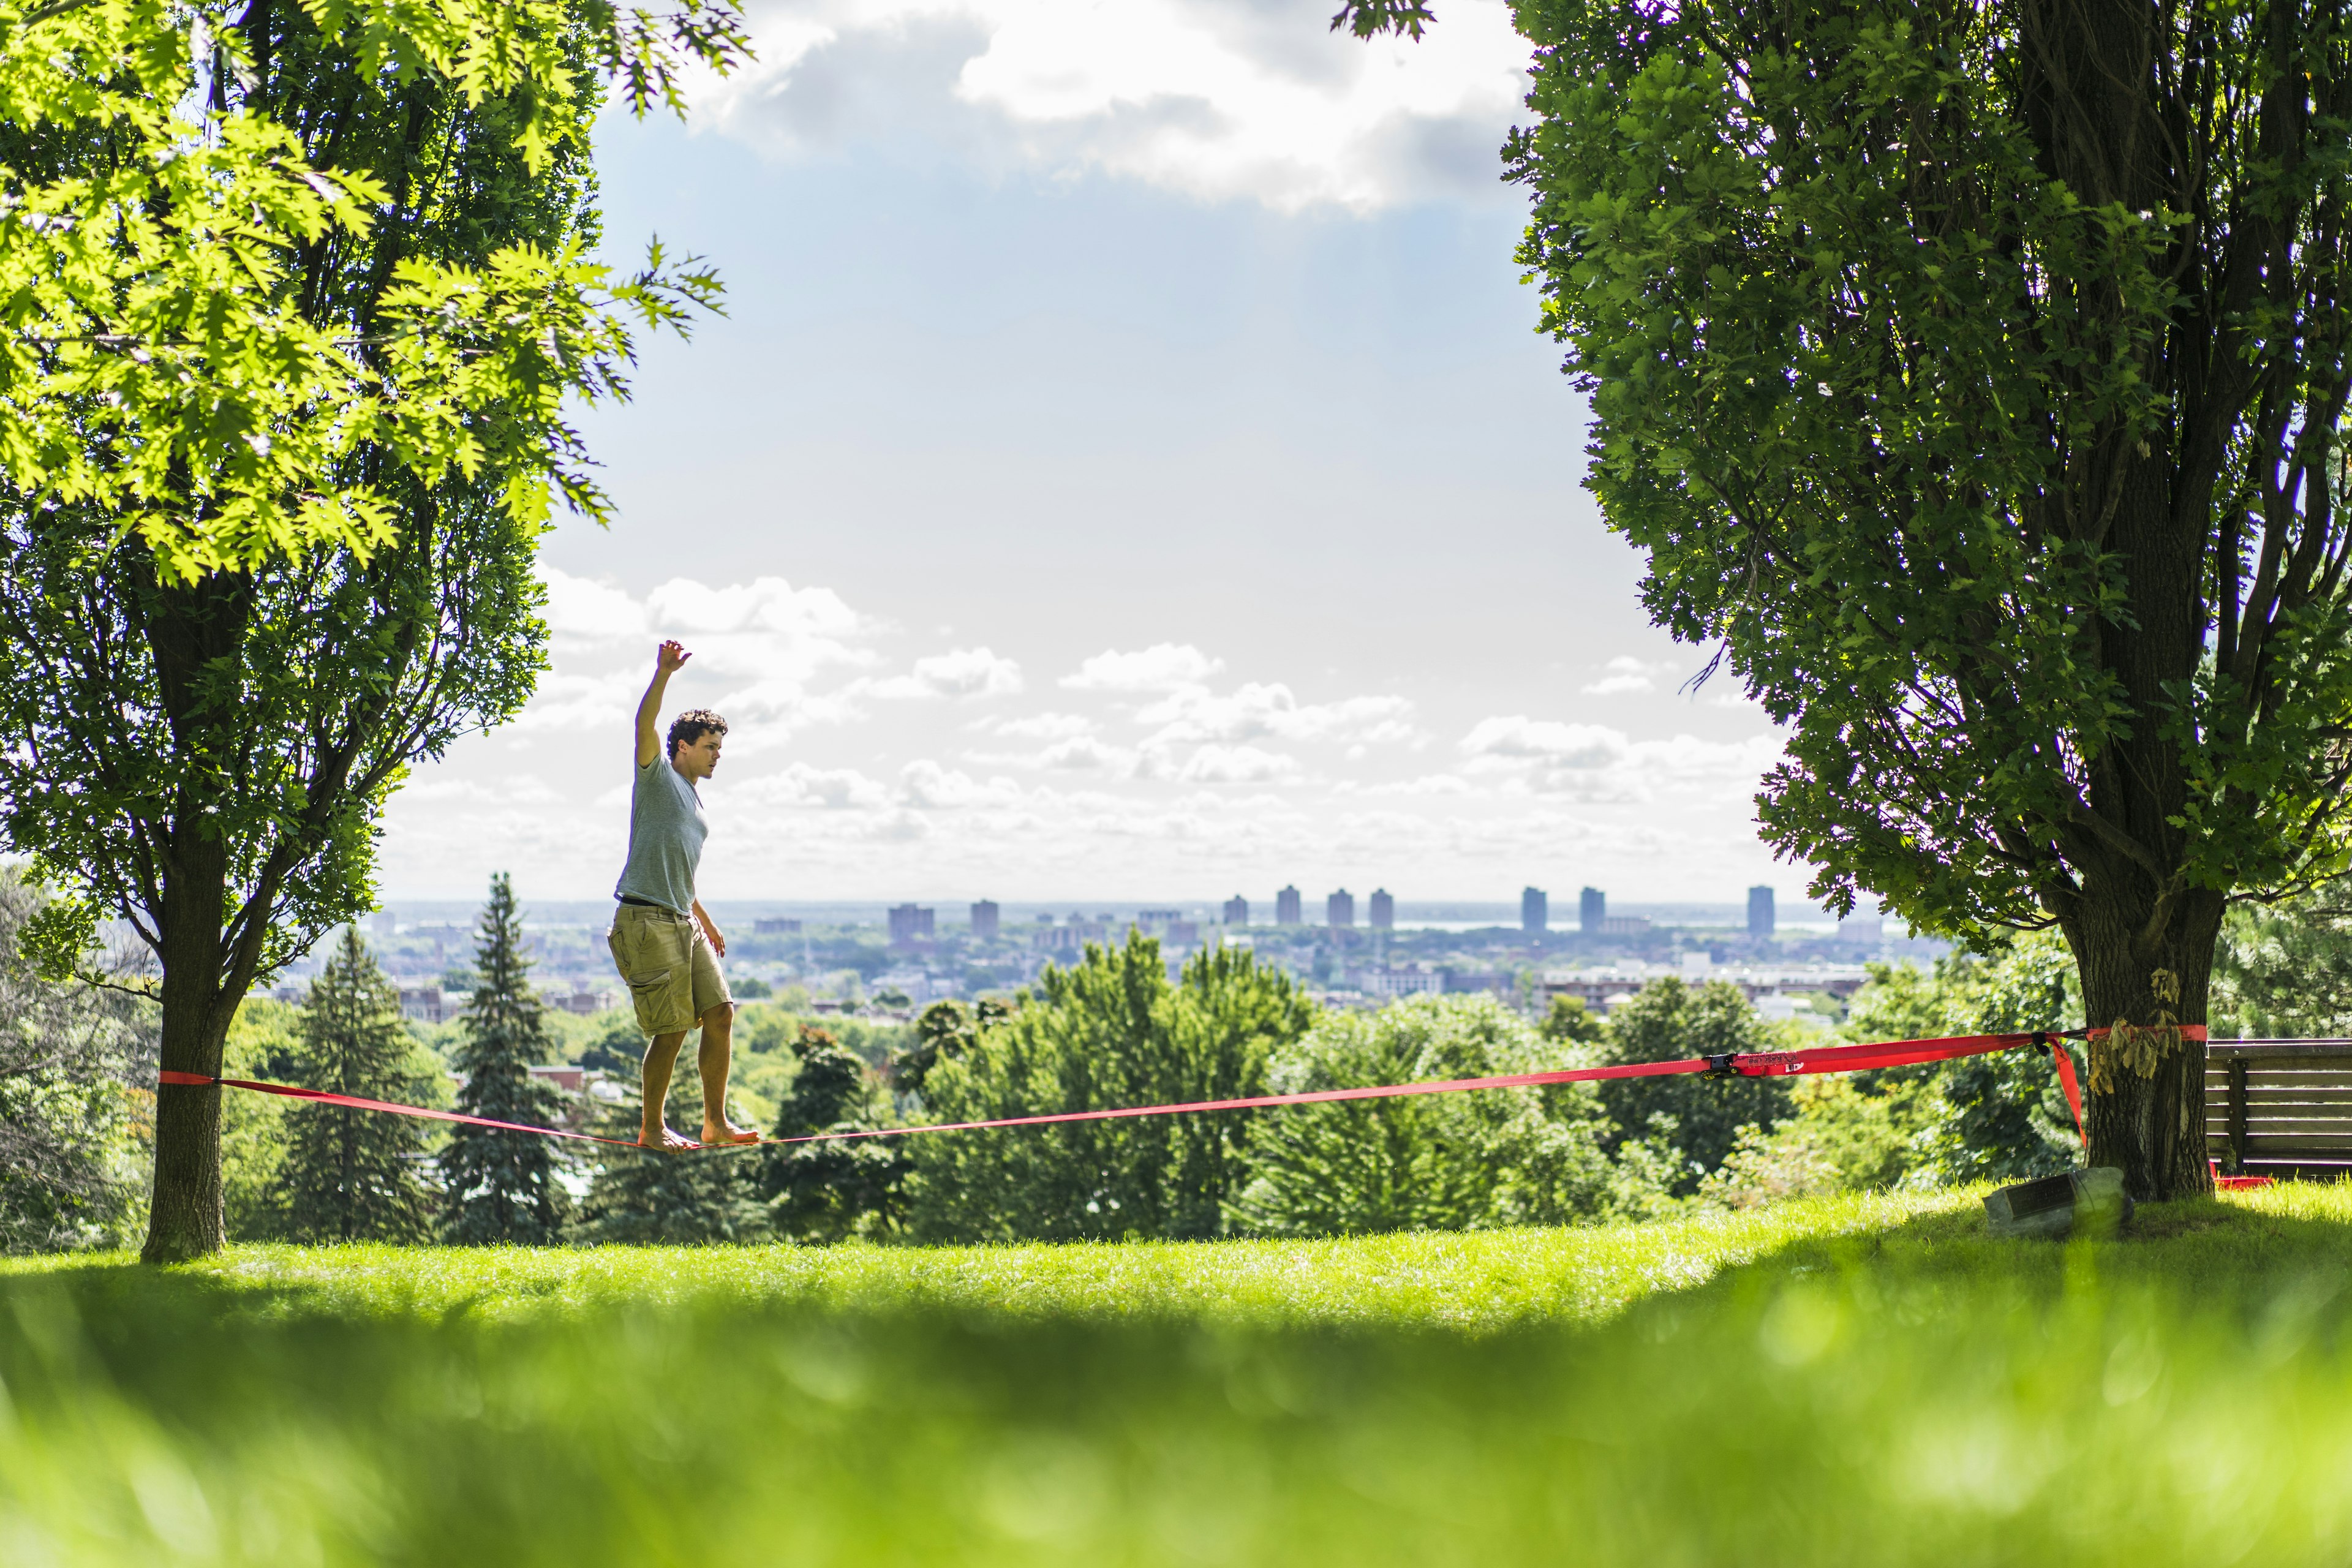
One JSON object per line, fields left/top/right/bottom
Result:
{"left": 442, "top": 874, "right": 571, "bottom": 1244}
{"left": 276, "top": 929, "right": 439, "bottom": 1244}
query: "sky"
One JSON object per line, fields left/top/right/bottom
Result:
{"left": 378, "top": 0, "right": 1801, "bottom": 908}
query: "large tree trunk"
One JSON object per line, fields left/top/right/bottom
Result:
{"left": 137, "top": 564, "right": 255, "bottom": 1264}
{"left": 142, "top": 845, "right": 238, "bottom": 1262}
{"left": 2060, "top": 888, "right": 2226, "bottom": 1202}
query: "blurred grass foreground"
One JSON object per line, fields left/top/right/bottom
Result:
{"left": 10, "top": 1187, "right": 2352, "bottom": 1565}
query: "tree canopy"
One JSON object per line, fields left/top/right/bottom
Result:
{"left": 908, "top": 938, "right": 1312, "bottom": 1243}
{"left": 1341, "top": 0, "right": 2352, "bottom": 1196}
{"left": 0, "top": 0, "right": 739, "bottom": 578}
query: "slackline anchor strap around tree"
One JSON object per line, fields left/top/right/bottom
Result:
{"left": 157, "top": 1024, "right": 2186, "bottom": 1154}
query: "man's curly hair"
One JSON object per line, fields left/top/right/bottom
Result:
{"left": 667, "top": 709, "right": 729, "bottom": 758}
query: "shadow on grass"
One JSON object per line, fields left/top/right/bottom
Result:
{"left": 1660, "top": 1185, "right": 2352, "bottom": 1338}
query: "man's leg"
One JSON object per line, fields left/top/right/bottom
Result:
{"left": 640, "top": 1030, "right": 694, "bottom": 1150}
{"left": 697, "top": 1003, "right": 756, "bottom": 1144}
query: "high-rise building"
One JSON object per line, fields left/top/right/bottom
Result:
{"left": 886, "top": 903, "right": 935, "bottom": 946}
{"left": 1522, "top": 886, "right": 1548, "bottom": 933}
{"left": 1223, "top": 894, "right": 1249, "bottom": 925}
{"left": 1580, "top": 887, "right": 1605, "bottom": 933}
{"left": 1327, "top": 889, "right": 1355, "bottom": 929}
{"left": 1747, "top": 886, "right": 1775, "bottom": 938}
{"left": 1276, "top": 886, "right": 1303, "bottom": 925}
{"left": 1369, "top": 888, "right": 1394, "bottom": 930}
{"left": 970, "top": 899, "right": 1000, "bottom": 940}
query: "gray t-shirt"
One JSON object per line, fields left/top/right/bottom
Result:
{"left": 614, "top": 758, "right": 707, "bottom": 914}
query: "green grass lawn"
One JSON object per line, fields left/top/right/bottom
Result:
{"left": 9, "top": 1186, "right": 2352, "bottom": 1564}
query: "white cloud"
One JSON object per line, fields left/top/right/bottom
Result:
{"left": 728, "top": 763, "right": 896, "bottom": 812}
{"left": 1460, "top": 717, "right": 1625, "bottom": 769}
{"left": 978, "top": 710, "right": 1096, "bottom": 740}
{"left": 541, "top": 569, "right": 647, "bottom": 640}
{"left": 1581, "top": 655, "right": 1671, "bottom": 697}
{"left": 513, "top": 570, "right": 881, "bottom": 749}
{"left": 1458, "top": 716, "right": 1782, "bottom": 803}
{"left": 1177, "top": 744, "right": 1300, "bottom": 783}
{"left": 1061, "top": 642, "right": 1225, "bottom": 692}
{"left": 1036, "top": 735, "right": 1144, "bottom": 774}
{"left": 866, "top": 646, "right": 1025, "bottom": 699}
{"left": 1134, "top": 680, "right": 1418, "bottom": 747}
{"left": 687, "top": 0, "right": 1531, "bottom": 213}
{"left": 397, "top": 775, "right": 562, "bottom": 805}
{"left": 897, "top": 760, "right": 1028, "bottom": 808}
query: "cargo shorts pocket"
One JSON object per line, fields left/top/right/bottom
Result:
{"left": 608, "top": 916, "right": 693, "bottom": 1034}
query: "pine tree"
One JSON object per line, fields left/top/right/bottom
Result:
{"left": 442, "top": 873, "right": 571, "bottom": 1245}
{"left": 276, "top": 929, "right": 439, "bottom": 1244}
{"left": 577, "top": 1078, "right": 769, "bottom": 1246}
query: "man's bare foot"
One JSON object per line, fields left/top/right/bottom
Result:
{"left": 701, "top": 1120, "right": 760, "bottom": 1146}
{"left": 639, "top": 1125, "right": 696, "bottom": 1152}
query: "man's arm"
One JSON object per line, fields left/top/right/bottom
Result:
{"left": 692, "top": 898, "right": 726, "bottom": 957}
{"left": 636, "top": 640, "right": 690, "bottom": 767}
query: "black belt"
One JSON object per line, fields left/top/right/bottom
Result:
{"left": 617, "top": 895, "right": 677, "bottom": 911}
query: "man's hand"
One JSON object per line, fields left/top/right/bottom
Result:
{"left": 636, "top": 640, "right": 692, "bottom": 767}
{"left": 693, "top": 899, "right": 726, "bottom": 957}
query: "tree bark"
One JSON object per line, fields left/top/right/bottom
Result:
{"left": 2060, "top": 887, "right": 2226, "bottom": 1201}
{"left": 143, "top": 842, "right": 236, "bottom": 1261}
{"left": 137, "top": 564, "right": 255, "bottom": 1263}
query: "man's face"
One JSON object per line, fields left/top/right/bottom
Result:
{"left": 673, "top": 730, "right": 723, "bottom": 781}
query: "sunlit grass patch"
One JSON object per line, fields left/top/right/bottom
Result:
{"left": 8, "top": 1186, "right": 2352, "bottom": 1565}
{"left": 111, "top": 1185, "right": 1973, "bottom": 1330}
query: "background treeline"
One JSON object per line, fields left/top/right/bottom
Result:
{"left": 17, "top": 872, "right": 2352, "bottom": 1253}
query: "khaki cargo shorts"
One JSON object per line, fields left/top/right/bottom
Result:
{"left": 606, "top": 903, "right": 731, "bottom": 1036}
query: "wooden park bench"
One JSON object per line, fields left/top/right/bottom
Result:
{"left": 2205, "top": 1041, "right": 2352, "bottom": 1176}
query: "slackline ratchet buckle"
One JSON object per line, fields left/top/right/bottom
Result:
{"left": 1702, "top": 1053, "right": 1741, "bottom": 1080}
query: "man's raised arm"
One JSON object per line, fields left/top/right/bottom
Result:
{"left": 636, "top": 640, "right": 691, "bottom": 767}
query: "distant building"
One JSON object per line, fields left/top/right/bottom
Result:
{"left": 1137, "top": 908, "right": 1183, "bottom": 934}
{"left": 1747, "top": 886, "right": 1775, "bottom": 938}
{"left": 887, "top": 903, "right": 935, "bottom": 946}
{"left": 1161, "top": 921, "right": 1199, "bottom": 948}
{"left": 1327, "top": 889, "right": 1355, "bottom": 929}
{"left": 1839, "top": 902, "right": 1885, "bottom": 943}
{"left": 872, "top": 969, "right": 935, "bottom": 1007}
{"left": 1276, "top": 886, "right": 1303, "bottom": 925}
{"left": 1580, "top": 887, "right": 1605, "bottom": 933}
{"left": 1369, "top": 889, "right": 1394, "bottom": 930}
{"left": 1047, "top": 913, "right": 1113, "bottom": 949}
{"left": 399, "top": 986, "right": 461, "bottom": 1025}
{"left": 1600, "top": 914, "right": 1651, "bottom": 937}
{"left": 1522, "top": 886, "right": 1548, "bottom": 933}
{"left": 1358, "top": 968, "right": 1441, "bottom": 997}
{"left": 970, "top": 900, "right": 1000, "bottom": 940}
{"left": 753, "top": 916, "right": 801, "bottom": 935}
{"left": 1223, "top": 894, "right": 1249, "bottom": 925}
{"left": 553, "top": 984, "right": 614, "bottom": 1016}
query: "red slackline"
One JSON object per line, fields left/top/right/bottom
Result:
{"left": 160, "top": 1023, "right": 2160, "bottom": 1152}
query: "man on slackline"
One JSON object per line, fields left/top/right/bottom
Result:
{"left": 608, "top": 639, "right": 759, "bottom": 1150}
